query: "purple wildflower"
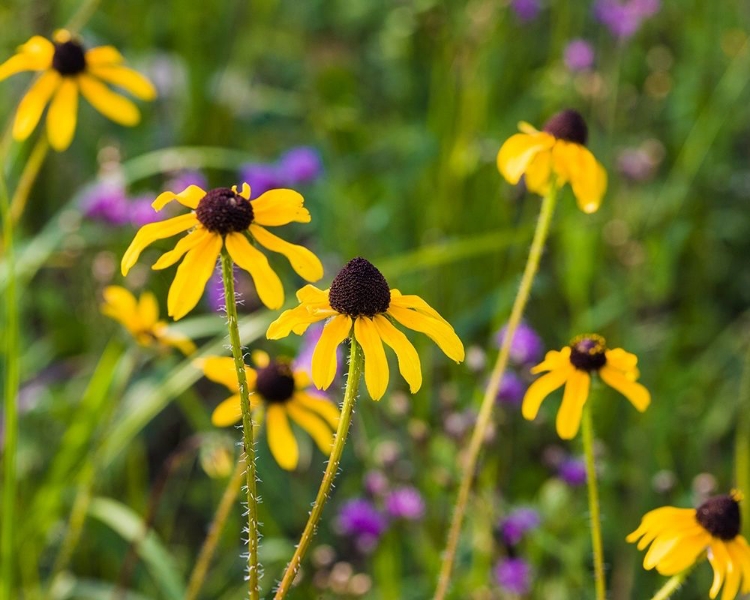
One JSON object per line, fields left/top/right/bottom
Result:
{"left": 363, "top": 470, "right": 390, "bottom": 497}
{"left": 205, "top": 269, "right": 225, "bottom": 313}
{"left": 496, "top": 322, "right": 544, "bottom": 366}
{"left": 129, "top": 195, "right": 163, "bottom": 227}
{"left": 278, "top": 146, "right": 323, "bottom": 186}
{"left": 165, "top": 169, "right": 208, "bottom": 192}
{"left": 494, "top": 557, "right": 532, "bottom": 595}
{"left": 385, "top": 486, "right": 425, "bottom": 521}
{"left": 594, "top": 0, "right": 660, "bottom": 39}
{"left": 510, "top": 0, "right": 541, "bottom": 22}
{"left": 337, "top": 498, "right": 388, "bottom": 553}
{"left": 81, "top": 182, "right": 129, "bottom": 226}
{"left": 564, "top": 39, "right": 595, "bottom": 72}
{"left": 558, "top": 457, "right": 587, "bottom": 486}
{"left": 239, "top": 163, "right": 283, "bottom": 197}
{"left": 499, "top": 508, "right": 541, "bottom": 546}
{"left": 497, "top": 372, "right": 526, "bottom": 406}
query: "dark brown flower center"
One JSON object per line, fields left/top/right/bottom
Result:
{"left": 195, "top": 188, "right": 254, "bottom": 235}
{"left": 52, "top": 40, "right": 87, "bottom": 76}
{"left": 328, "top": 257, "right": 390, "bottom": 317}
{"left": 696, "top": 494, "right": 741, "bottom": 540}
{"left": 569, "top": 334, "right": 607, "bottom": 372}
{"left": 542, "top": 109, "right": 588, "bottom": 145}
{"left": 256, "top": 360, "right": 296, "bottom": 403}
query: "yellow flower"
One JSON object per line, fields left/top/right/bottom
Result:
{"left": 0, "top": 30, "right": 156, "bottom": 151}
{"left": 522, "top": 334, "right": 650, "bottom": 439}
{"left": 100, "top": 285, "right": 195, "bottom": 355}
{"left": 267, "top": 257, "right": 465, "bottom": 401}
{"left": 628, "top": 491, "right": 750, "bottom": 600}
{"left": 120, "top": 183, "right": 323, "bottom": 320}
{"left": 496, "top": 109, "right": 607, "bottom": 214}
{"left": 200, "top": 350, "right": 340, "bottom": 471}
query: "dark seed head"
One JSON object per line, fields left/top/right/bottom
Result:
{"left": 52, "top": 40, "right": 87, "bottom": 76}
{"left": 328, "top": 257, "right": 390, "bottom": 318}
{"left": 543, "top": 109, "right": 588, "bottom": 145}
{"left": 569, "top": 334, "right": 607, "bottom": 372}
{"left": 256, "top": 359, "right": 296, "bottom": 404}
{"left": 195, "top": 188, "right": 254, "bottom": 235}
{"left": 696, "top": 494, "right": 741, "bottom": 540}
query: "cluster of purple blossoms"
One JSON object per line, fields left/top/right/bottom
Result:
{"left": 239, "top": 146, "right": 323, "bottom": 197}
{"left": 498, "top": 507, "right": 541, "bottom": 546}
{"left": 493, "top": 508, "right": 540, "bottom": 595}
{"left": 495, "top": 322, "right": 543, "bottom": 407}
{"left": 594, "top": 0, "right": 660, "bottom": 39}
{"left": 558, "top": 456, "right": 587, "bottom": 487}
{"left": 510, "top": 0, "right": 541, "bottom": 22}
{"left": 494, "top": 557, "right": 532, "bottom": 595}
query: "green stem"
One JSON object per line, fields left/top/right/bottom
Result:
{"left": 434, "top": 186, "right": 559, "bottom": 600}
{"left": 9, "top": 138, "right": 48, "bottom": 226}
{"left": 649, "top": 566, "right": 694, "bottom": 600}
{"left": 582, "top": 403, "right": 606, "bottom": 600}
{"left": 735, "top": 339, "right": 750, "bottom": 536}
{"left": 221, "top": 250, "right": 260, "bottom": 600}
{"left": 185, "top": 458, "right": 246, "bottom": 600}
{"left": 64, "top": 0, "right": 103, "bottom": 34}
{"left": 274, "top": 338, "right": 364, "bottom": 599}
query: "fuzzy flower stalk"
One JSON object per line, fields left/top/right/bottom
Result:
{"left": 435, "top": 109, "right": 607, "bottom": 600}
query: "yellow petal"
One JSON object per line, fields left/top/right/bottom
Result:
{"left": 84, "top": 45, "right": 124, "bottom": 66}
{"left": 152, "top": 227, "right": 209, "bottom": 270}
{"left": 267, "top": 304, "right": 328, "bottom": 340}
{"left": 266, "top": 404, "right": 298, "bottom": 470}
{"left": 354, "top": 317, "right": 389, "bottom": 401}
{"left": 293, "top": 391, "right": 340, "bottom": 429}
{"left": 251, "top": 189, "right": 311, "bottom": 225}
{"left": 211, "top": 394, "right": 243, "bottom": 427}
{"left": 249, "top": 224, "right": 323, "bottom": 282}
{"left": 497, "top": 132, "right": 554, "bottom": 184}
{"left": 553, "top": 142, "right": 607, "bottom": 214}
{"left": 224, "top": 232, "right": 284, "bottom": 310}
{"left": 599, "top": 365, "right": 651, "bottom": 412}
{"left": 200, "top": 356, "right": 256, "bottom": 392}
{"left": 605, "top": 348, "right": 638, "bottom": 373}
{"left": 644, "top": 533, "right": 683, "bottom": 570}
{"left": 78, "top": 73, "right": 140, "bottom": 126}
{"left": 523, "top": 149, "right": 553, "bottom": 196}
{"left": 655, "top": 533, "right": 708, "bottom": 575}
{"left": 530, "top": 347, "right": 572, "bottom": 374}
{"left": 373, "top": 314, "right": 421, "bottom": 393}
{"left": 12, "top": 71, "right": 61, "bottom": 141}
{"left": 721, "top": 542, "right": 741, "bottom": 600}
{"left": 154, "top": 323, "right": 196, "bottom": 356}
{"left": 46, "top": 78, "right": 78, "bottom": 151}
{"left": 522, "top": 364, "right": 572, "bottom": 421}
{"left": 297, "top": 285, "right": 330, "bottom": 304}
{"left": 730, "top": 538, "right": 750, "bottom": 593}
{"left": 710, "top": 541, "right": 731, "bottom": 599}
{"left": 388, "top": 292, "right": 451, "bottom": 325}
{"left": 152, "top": 185, "right": 205, "bottom": 211}
{"left": 311, "top": 314, "right": 351, "bottom": 390}
{"left": 121, "top": 213, "right": 198, "bottom": 275}
{"left": 0, "top": 36, "right": 54, "bottom": 80}
{"left": 386, "top": 306, "right": 464, "bottom": 363}
{"left": 167, "top": 233, "right": 223, "bottom": 320}
{"left": 87, "top": 65, "right": 156, "bottom": 100}
{"left": 101, "top": 285, "right": 139, "bottom": 333}
{"left": 137, "top": 291, "right": 159, "bottom": 327}
{"left": 251, "top": 350, "right": 270, "bottom": 368}
{"left": 236, "top": 182, "right": 251, "bottom": 199}
{"left": 555, "top": 370, "right": 590, "bottom": 439}
{"left": 287, "top": 401, "right": 334, "bottom": 455}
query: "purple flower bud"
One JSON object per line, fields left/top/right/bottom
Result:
{"left": 494, "top": 557, "right": 532, "bottom": 595}
{"left": 278, "top": 146, "right": 323, "bottom": 185}
{"left": 337, "top": 498, "right": 388, "bottom": 553}
{"left": 496, "top": 372, "right": 527, "bottom": 406}
{"left": 238, "top": 163, "right": 283, "bottom": 197}
{"left": 564, "top": 39, "right": 595, "bottom": 72}
{"left": 496, "top": 322, "right": 544, "bottom": 366}
{"left": 385, "top": 486, "right": 425, "bottom": 521}
{"left": 129, "top": 195, "right": 163, "bottom": 227}
{"left": 558, "top": 457, "right": 587, "bottom": 486}
{"left": 510, "top": 0, "right": 541, "bottom": 22}
{"left": 499, "top": 507, "right": 541, "bottom": 546}
{"left": 82, "top": 182, "right": 129, "bottom": 226}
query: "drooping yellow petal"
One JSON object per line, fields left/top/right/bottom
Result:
{"left": 211, "top": 394, "right": 243, "bottom": 427}
{"left": 655, "top": 533, "right": 709, "bottom": 575}
{"left": 266, "top": 404, "right": 298, "bottom": 470}
{"left": 46, "top": 78, "right": 78, "bottom": 151}
{"left": 87, "top": 65, "right": 156, "bottom": 100}
{"left": 354, "top": 317, "right": 389, "bottom": 400}
{"left": 286, "top": 402, "right": 334, "bottom": 455}
{"left": 523, "top": 149, "right": 553, "bottom": 196}
{"left": 553, "top": 142, "right": 607, "bottom": 214}
{"left": 101, "top": 285, "right": 139, "bottom": 333}
{"left": 388, "top": 292, "right": 451, "bottom": 325}
{"left": 719, "top": 542, "right": 742, "bottom": 600}
{"left": 121, "top": 213, "right": 198, "bottom": 275}
{"left": 293, "top": 391, "right": 340, "bottom": 429}
{"left": 0, "top": 37, "right": 54, "bottom": 80}
{"left": 167, "top": 233, "right": 223, "bottom": 320}
{"left": 200, "top": 356, "right": 257, "bottom": 392}
{"left": 311, "top": 314, "right": 352, "bottom": 390}
{"left": 709, "top": 541, "right": 731, "bottom": 599}
{"left": 497, "top": 132, "right": 554, "bottom": 184}
{"left": 373, "top": 314, "right": 421, "bottom": 393}
{"left": 224, "top": 232, "right": 284, "bottom": 310}
{"left": 387, "top": 306, "right": 464, "bottom": 363}
{"left": 12, "top": 71, "right": 61, "bottom": 141}
{"left": 297, "top": 284, "right": 330, "bottom": 305}
{"left": 599, "top": 365, "right": 651, "bottom": 412}
{"left": 152, "top": 185, "right": 206, "bottom": 211}
{"left": 84, "top": 45, "right": 124, "bottom": 66}
{"left": 251, "top": 189, "right": 311, "bottom": 226}
{"left": 522, "top": 364, "right": 572, "bottom": 421}
{"left": 78, "top": 73, "right": 140, "bottom": 126}
{"left": 267, "top": 304, "right": 327, "bottom": 340}
{"left": 556, "top": 369, "right": 590, "bottom": 439}
{"left": 530, "top": 347, "right": 572, "bottom": 374}
{"left": 605, "top": 348, "right": 639, "bottom": 373}
{"left": 249, "top": 224, "right": 323, "bottom": 282}
{"left": 137, "top": 291, "right": 159, "bottom": 328}
{"left": 729, "top": 538, "right": 750, "bottom": 593}
{"left": 153, "top": 323, "right": 196, "bottom": 355}
{"left": 152, "top": 227, "right": 209, "bottom": 270}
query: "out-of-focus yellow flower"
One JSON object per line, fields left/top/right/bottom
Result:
{"left": 200, "top": 350, "right": 340, "bottom": 471}
{"left": 101, "top": 285, "right": 195, "bottom": 355}
{"left": 497, "top": 109, "right": 607, "bottom": 214}
{"left": 120, "top": 183, "right": 323, "bottom": 321}
{"left": 267, "top": 257, "right": 465, "bottom": 401}
{"left": 628, "top": 491, "right": 750, "bottom": 600}
{"left": 522, "top": 334, "right": 650, "bottom": 439}
{"left": 0, "top": 30, "right": 156, "bottom": 151}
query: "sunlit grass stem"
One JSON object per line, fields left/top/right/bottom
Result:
{"left": 735, "top": 340, "right": 750, "bottom": 536}
{"left": 221, "top": 250, "right": 260, "bottom": 600}
{"left": 9, "top": 138, "right": 48, "bottom": 225}
{"left": 434, "top": 185, "right": 558, "bottom": 599}
{"left": 649, "top": 565, "right": 695, "bottom": 600}
{"left": 582, "top": 401, "right": 606, "bottom": 600}
{"left": 274, "top": 337, "right": 364, "bottom": 599}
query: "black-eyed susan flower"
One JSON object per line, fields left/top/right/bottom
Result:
{"left": 266, "top": 257, "right": 465, "bottom": 401}
{"left": 522, "top": 334, "right": 650, "bottom": 439}
{"left": 628, "top": 491, "right": 750, "bottom": 600}
{"left": 0, "top": 30, "right": 156, "bottom": 151}
{"left": 101, "top": 285, "right": 195, "bottom": 355}
{"left": 120, "top": 183, "right": 323, "bottom": 320}
{"left": 200, "top": 350, "right": 340, "bottom": 470}
{"left": 497, "top": 109, "right": 607, "bottom": 214}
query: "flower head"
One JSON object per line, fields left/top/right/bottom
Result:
{"left": 101, "top": 285, "right": 195, "bottom": 355}
{"left": 499, "top": 507, "right": 541, "bottom": 546}
{"left": 510, "top": 0, "right": 541, "bottom": 22}
{"left": 337, "top": 498, "right": 388, "bottom": 553}
{"left": 522, "top": 334, "right": 650, "bottom": 439}
{"left": 82, "top": 182, "right": 129, "bottom": 226}
{"left": 564, "top": 39, "right": 595, "bottom": 72}
{"left": 558, "top": 456, "right": 587, "bottom": 486}
{"left": 628, "top": 491, "right": 750, "bottom": 599}
{"left": 0, "top": 30, "right": 156, "bottom": 151}
{"left": 494, "top": 557, "right": 532, "bottom": 595}
{"left": 267, "top": 257, "right": 465, "bottom": 400}
{"left": 200, "top": 350, "right": 339, "bottom": 470}
{"left": 497, "top": 109, "right": 607, "bottom": 214}
{"left": 120, "top": 183, "right": 323, "bottom": 320}
{"left": 278, "top": 146, "right": 324, "bottom": 185}
{"left": 497, "top": 371, "right": 526, "bottom": 406}
{"left": 496, "top": 321, "right": 544, "bottom": 366}
{"left": 385, "top": 486, "right": 425, "bottom": 521}
{"left": 594, "top": 0, "right": 660, "bottom": 39}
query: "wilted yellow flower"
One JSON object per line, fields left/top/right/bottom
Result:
{"left": 0, "top": 30, "right": 156, "bottom": 151}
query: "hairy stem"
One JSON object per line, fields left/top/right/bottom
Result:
{"left": 582, "top": 402, "right": 606, "bottom": 600}
{"left": 649, "top": 566, "right": 695, "bottom": 600}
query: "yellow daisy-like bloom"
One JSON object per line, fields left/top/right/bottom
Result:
{"left": 0, "top": 30, "right": 156, "bottom": 151}
{"left": 267, "top": 257, "right": 465, "bottom": 401}
{"left": 496, "top": 109, "right": 607, "bottom": 214}
{"left": 201, "top": 350, "right": 340, "bottom": 471}
{"left": 522, "top": 334, "right": 650, "bottom": 439}
{"left": 100, "top": 285, "right": 195, "bottom": 355}
{"left": 628, "top": 491, "right": 750, "bottom": 600}
{"left": 120, "top": 183, "right": 323, "bottom": 321}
